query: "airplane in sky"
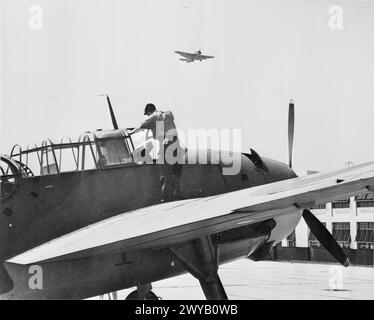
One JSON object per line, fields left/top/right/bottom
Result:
{"left": 175, "top": 50, "right": 214, "bottom": 63}
{"left": 1, "top": 98, "right": 374, "bottom": 300}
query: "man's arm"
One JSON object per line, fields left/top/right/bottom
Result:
{"left": 139, "top": 113, "right": 158, "bottom": 129}
{"left": 129, "top": 114, "right": 158, "bottom": 135}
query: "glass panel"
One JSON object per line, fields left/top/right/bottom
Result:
{"left": 357, "top": 201, "right": 374, "bottom": 207}
{"left": 40, "top": 147, "right": 58, "bottom": 175}
{"left": 313, "top": 203, "right": 326, "bottom": 209}
{"left": 332, "top": 223, "right": 350, "bottom": 243}
{"left": 332, "top": 201, "right": 350, "bottom": 208}
{"left": 98, "top": 139, "right": 132, "bottom": 166}
{"left": 356, "top": 222, "right": 374, "bottom": 242}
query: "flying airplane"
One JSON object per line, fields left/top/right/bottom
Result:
{"left": 175, "top": 50, "right": 214, "bottom": 63}
{"left": 1, "top": 98, "right": 374, "bottom": 300}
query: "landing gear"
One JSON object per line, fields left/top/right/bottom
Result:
{"left": 99, "top": 292, "right": 118, "bottom": 300}
{"left": 170, "top": 236, "right": 228, "bottom": 300}
{"left": 125, "top": 283, "right": 161, "bottom": 300}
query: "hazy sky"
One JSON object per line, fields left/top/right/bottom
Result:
{"left": 1, "top": 0, "right": 374, "bottom": 173}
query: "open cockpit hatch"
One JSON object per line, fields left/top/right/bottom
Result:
{"left": 1, "top": 129, "right": 137, "bottom": 182}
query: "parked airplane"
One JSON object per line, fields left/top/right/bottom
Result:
{"left": 1, "top": 98, "right": 373, "bottom": 300}
{"left": 175, "top": 50, "right": 214, "bottom": 63}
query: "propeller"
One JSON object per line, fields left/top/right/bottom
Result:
{"left": 286, "top": 99, "right": 349, "bottom": 267}
{"left": 303, "top": 209, "right": 349, "bottom": 267}
{"left": 288, "top": 99, "right": 294, "bottom": 168}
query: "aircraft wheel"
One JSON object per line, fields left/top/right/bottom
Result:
{"left": 125, "top": 290, "right": 160, "bottom": 300}
{"left": 145, "top": 291, "right": 160, "bottom": 300}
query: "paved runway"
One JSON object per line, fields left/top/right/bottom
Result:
{"left": 93, "top": 260, "right": 374, "bottom": 300}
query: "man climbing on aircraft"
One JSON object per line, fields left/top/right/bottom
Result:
{"left": 130, "top": 103, "right": 183, "bottom": 199}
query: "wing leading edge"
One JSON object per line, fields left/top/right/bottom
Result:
{"left": 174, "top": 51, "right": 193, "bottom": 58}
{"left": 174, "top": 51, "right": 214, "bottom": 60}
{"left": 8, "top": 161, "right": 374, "bottom": 265}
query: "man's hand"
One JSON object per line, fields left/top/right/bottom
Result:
{"left": 127, "top": 128, "right": 137, "bottom": 135}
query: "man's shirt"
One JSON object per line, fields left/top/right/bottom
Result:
{"left": 139, "top": 110, "right": 178, "bottom": 141}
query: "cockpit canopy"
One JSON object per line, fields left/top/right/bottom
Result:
{"left": 94, "top": 130, "right": 133, "bottom": 166}
{"left": 0, "top": 128, "right": 160, "bottom": 180}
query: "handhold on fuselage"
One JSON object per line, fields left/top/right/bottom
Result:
{"left": 242, "top": 149, "right": 268, "bottom": 172}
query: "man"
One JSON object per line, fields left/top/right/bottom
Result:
{"left": 131, "top": 103, "right": 183, "bottom": 199}
{"left": 131, "top": 103, "right": 179, "bottom": 160}
{"left": 134, "top": 103, "right": 177, "bottom": 142}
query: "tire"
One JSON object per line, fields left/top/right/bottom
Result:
{"left": 125, "top": 290, "right": 160, "bottom": 300}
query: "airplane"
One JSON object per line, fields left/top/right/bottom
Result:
{"left": 1, "top": 97, "right": 374, "bottom": 300}
{"left": 175, "top": 50, "right": 214, "bottom": 63}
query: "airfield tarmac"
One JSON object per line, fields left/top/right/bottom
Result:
{"left": 93, "top": 260, "right": 374, "bottom": 300}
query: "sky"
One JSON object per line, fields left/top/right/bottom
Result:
{"left": 1, "top": 0, "right": 374, "bottom": 173}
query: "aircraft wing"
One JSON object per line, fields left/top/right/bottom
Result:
{"left": 199, "top": 55, "right": 214, "bottom": 60}
{"left": 8, "top": 161, "right": 374, "bottom": 265}
{"left": 174, "top": 51, "right": 194, "bottom": 59}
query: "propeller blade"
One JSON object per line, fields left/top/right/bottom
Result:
{"left": 303, "top": 209, "right": 349, "bottom": 267}
{"left": 106, "top": 95, "right": 119, "bottom": 130}
{"left": 288, "top": 99, "right": 295, "bottom": 168}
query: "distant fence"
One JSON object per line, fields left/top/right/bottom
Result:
{"left": 263, "top": 247, "right": 374, "bottom": 266}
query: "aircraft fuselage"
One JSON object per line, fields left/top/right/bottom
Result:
{"left": 1, "top": 150, "right": 299, "bottom": 299}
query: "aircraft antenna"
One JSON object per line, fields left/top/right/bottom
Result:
{"left": 288, "top": 99, "right": 295, "bottom": 168}
{"left": 99, "top": 94, "right": 119, "bottom": 130}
